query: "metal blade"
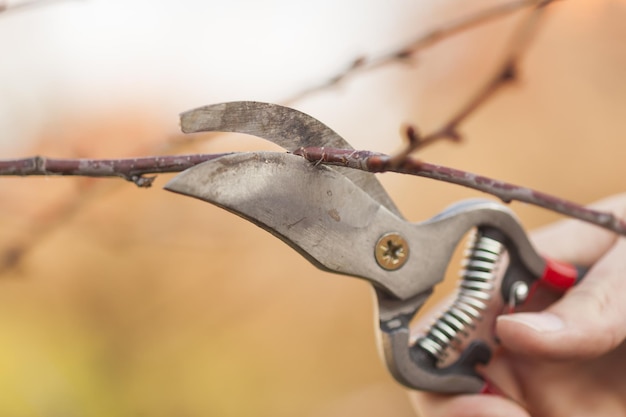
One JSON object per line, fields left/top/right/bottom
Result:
{"left": 165, "top": 151, "right": 424, "bottom": 299}
{"left": 180, "top": 101, "right": 402, "bottom": 218}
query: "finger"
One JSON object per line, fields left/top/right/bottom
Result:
{"left": 498, "top": 236, "right": 626, "bottom": 359}
{"left": 410, "top": 392, "right": 530, "bottom": 417}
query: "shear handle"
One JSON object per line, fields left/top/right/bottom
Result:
{"left": 377, "top": 215, "right": 551, "bottom": 394}
{"left": 380, "top": 224, "right": 587, "bottom": 395}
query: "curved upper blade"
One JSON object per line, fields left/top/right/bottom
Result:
{"left": 180, "top": 101, "right": 402, "bottom": 218}
{"left": 165, "top": 151, "right": 424, "bottom": 299}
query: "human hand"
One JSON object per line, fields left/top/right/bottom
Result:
{"left": 411, "top": 193, "right": 626, "bottom": 417}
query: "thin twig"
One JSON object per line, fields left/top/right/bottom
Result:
{"left": 390, "top": 0, "right": 555, "bottom": 164}
{"left": 285, "top": 0, "right": 553, "bottom": 105}
{"left": 293, "top": 147, "right": 626, "bottom": 236}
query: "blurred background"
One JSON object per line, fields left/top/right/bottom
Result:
{"left": 0, "top": 0, "right": 625, "bottom": 416}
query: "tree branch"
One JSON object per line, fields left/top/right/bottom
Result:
{"left": 293, "top": 147, "right": 626, "bottom": 236}
{"left": 0, "top": 154, "right": 229, "bottom": 187}
{"left": 285, "top": 0, "right": 555, "bottom": 105}
{"left": 1, "top": 149, "right": 624, "bottom": 236}
{"left": 390, "top": 0, "right": 554, "bottom": 163}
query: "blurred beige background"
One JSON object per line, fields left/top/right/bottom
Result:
{"left": 0, "top": 1, "right": 624, "bottom": 416}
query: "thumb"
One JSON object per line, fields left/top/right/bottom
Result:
{"left": 497, "top": 236, "right": 626, "bottom": 359}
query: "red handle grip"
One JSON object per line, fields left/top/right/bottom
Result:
{"left": 540, "top": 257, "right": 585, "bottom": 292}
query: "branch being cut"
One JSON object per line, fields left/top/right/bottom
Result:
{"left": 293, "top": 147, "right": 626, "bottom": 236}
{"left": 1, "top": 149, "right": 624, "bottom": 237}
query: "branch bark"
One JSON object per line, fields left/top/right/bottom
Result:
{"left": 1, "top": 149, "right": 624, "bottom": 237}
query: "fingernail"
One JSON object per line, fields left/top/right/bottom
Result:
{"left": 498, "top": 312, "right": 565, "bottom": 333}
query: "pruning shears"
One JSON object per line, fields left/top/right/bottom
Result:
{"left": 164, "top": 101, "right": 585, "bottom": 395}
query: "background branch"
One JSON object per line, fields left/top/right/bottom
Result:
{"left": 390, "top": 0, "right": 553, "bottom": 162}
{"left": 285, "top": 0, "right": 553, "bottom": 106}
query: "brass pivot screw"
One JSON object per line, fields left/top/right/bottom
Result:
{"left": 375, "top": 232, "right": 409, "bottom": 271}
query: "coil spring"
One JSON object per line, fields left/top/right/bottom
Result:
{"left": 418, "top": 231, "right": 504, "bottom": 362}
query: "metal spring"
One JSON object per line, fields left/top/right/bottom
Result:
{"left": 418, "top": 231, "right": 504, "bottom": 362}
